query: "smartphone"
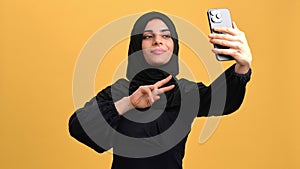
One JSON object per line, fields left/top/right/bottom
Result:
{"left": 207, "top": 8, "right": 234, "bottom": 61}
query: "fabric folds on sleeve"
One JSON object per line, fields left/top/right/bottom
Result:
{"left": 197, "top": 64, "right": 252, "bottom": 117}
{"left": 68, "top": 87, "right": 122, "bottom": 153}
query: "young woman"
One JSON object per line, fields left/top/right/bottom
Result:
{"left": 69, "top": 11, "right": 252, "bottom": 169}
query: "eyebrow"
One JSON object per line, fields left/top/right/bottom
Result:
{"left": 143, "top": 29, "right": 171, "bottom": 33}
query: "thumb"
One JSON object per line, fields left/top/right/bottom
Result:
{"left": 232, "top": 21, "right": 240, "bottom": 30}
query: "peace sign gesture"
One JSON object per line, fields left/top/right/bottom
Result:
{"left": 129, "top": 75, "right": 175, "bottom": 109}
{"left": 115, "top": 75, "right": 175, "bottom": 115}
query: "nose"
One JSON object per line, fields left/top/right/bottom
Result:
{"left": 152, "top": 35, "right": 163, "bottom": 45}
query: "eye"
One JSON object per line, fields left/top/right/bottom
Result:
{"left": 143, "top": 35, "right": 153, "bottom": 39}
{"left": 162, "top": 34, "right": 171, "bottom": 39}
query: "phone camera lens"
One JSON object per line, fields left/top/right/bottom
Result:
{"left": 210, "top": 10, "right": 222, "bottom": 23}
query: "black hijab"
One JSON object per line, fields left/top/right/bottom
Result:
{"left": 126, "top": 11, "right": 179, "bottom": 81}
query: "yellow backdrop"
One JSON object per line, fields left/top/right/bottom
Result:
{"left": 1, "top": 0, "right": 299, "bottom": 169}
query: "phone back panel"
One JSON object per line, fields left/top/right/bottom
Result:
{"left": 207, "top": 8, "right": 233, "bottom": 61}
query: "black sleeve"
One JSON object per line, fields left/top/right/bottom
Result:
{"left": 68, "top": 86, "right": 122, "bottom": 153}
{"left": 197, "top": 64, "right": 252, "bottom": 117}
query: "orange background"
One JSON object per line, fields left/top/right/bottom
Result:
{"left": 1, "top": 0, "right": 300, "bottom": 169}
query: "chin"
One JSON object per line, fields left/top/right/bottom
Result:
{"left": 149, "top": 61, "right": 168, "bottom": 66}
{"left": 144, "top": 55, "right": 171, "bottom": 66}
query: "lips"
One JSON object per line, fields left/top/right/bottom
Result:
{"left": 151, "top": 48, "right": 166, "bottom": 55}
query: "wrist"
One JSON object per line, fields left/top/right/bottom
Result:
{"left": 234, "top": 63, "right": 250, "bottom": 74}
{"left": 115, "top": 96, "right": 134, "bottom": 115}
{"left": 125, "top": 96, "right": 135, "bottom": 111}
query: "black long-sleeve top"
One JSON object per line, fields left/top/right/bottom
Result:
{"left": 68, "top": 64, "right": 251, "bottom": 169}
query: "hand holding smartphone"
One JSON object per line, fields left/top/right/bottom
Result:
{"left": 207, "top": 8, "right": 234, "bottom": 61}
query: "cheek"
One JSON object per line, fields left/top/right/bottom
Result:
{"left": 167, "top": 40, "right": 174, "bottom": 53}
{"left": 142, "top": 41, "right": 146, "bottom": 50}
{"left": 142, "top": 40, "right": 151, "bottom": 50}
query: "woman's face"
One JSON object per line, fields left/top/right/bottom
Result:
{"left": 142, "top": 19, "right": 174, "bottom": 66}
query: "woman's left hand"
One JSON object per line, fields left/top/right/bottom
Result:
{"left": 208, "top": 22, "right": 252, "bottom": 74}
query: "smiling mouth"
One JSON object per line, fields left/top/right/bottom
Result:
{"left": 151, "top": 48, "right": 166, "bottom": 55}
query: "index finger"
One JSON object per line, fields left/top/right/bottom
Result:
{"left": 154, "top": 75, "right": 172, "bottom": 88}
{"left": 157, "top": 84, "right": 175, "bottom": 94}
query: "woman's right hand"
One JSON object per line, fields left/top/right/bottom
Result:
{"left": 129, "top": 75, "right": 175, "bottom": 109}
{"left": 115, "top": 75, "right": 175, "bottom": 115}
